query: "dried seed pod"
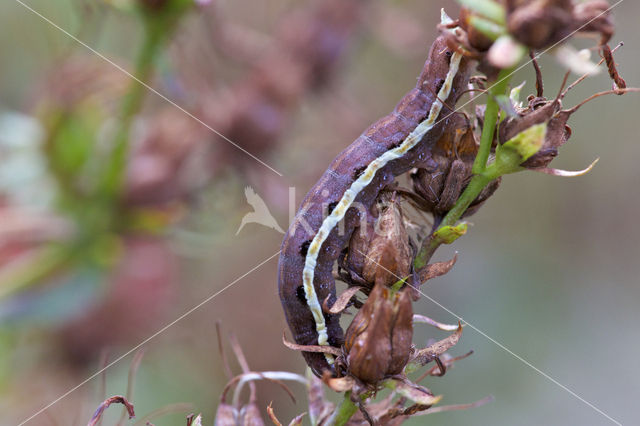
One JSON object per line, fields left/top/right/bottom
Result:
{"left": 341, "top": 192, "right": 413, "bottom": 290}
{"left": 505, "top": 0, "right": 613, "bottom": 50}
{"left": 343, "top": 284, "right": 413, "bottom": 384}
{"left": 506, "top": 0, "right": 573, "bottom": 49}
{"left": 362, "top": 193, "right": 413, "bottom": 288}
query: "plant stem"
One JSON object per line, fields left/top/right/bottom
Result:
{"left": 472, "top": 68, "right": 513, "bottom": 174}
{"left": 100, "top": 21, "right": 166, "bottom": 199}
{"left": 414, "top": 69, "right": 513, "bottom": 270}
{"left": 330, "top": 392, "right": 359, "bottom": 426}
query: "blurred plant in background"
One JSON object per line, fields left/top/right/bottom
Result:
{"left": 0, "top": 0, "right": 369, "bottom": 364}
{"left": 0, "top": 0, "right": 638, "bottom": 425}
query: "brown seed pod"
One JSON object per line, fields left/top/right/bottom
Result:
{"left": 343, "top": 284, "right": 413, "bottom": 384}
{"left": 340, "top": 192, "right": 413, "bottom": 291}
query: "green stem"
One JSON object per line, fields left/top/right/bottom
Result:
{"left": 472, "top": 68, "right": 513, "bottom": 174}
{"left": 414, "top": 69, "right": 514, "bottom": 270}
{"left": 330, "top": 392, "right": 359, "bottom": 426}
{"left": 100, "top": 21, "right": 166, "bottom": 199}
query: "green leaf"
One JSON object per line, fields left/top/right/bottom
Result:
{"left": 458, "top": 0, "right": 506, "bottom": 24}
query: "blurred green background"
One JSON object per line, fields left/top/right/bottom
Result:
{"left": 1, "top": 0, "right": 639, "bottom": 425}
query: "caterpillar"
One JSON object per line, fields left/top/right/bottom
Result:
{"left": 278, "top": 35, "right": 473, "bottom": 377}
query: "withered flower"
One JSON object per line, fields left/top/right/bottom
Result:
{"left": 506, "top": 0, "right": 613, "bottom": 49}
{"left": 343, "top": 283, "right": 413, "bottom": 384}
{"left": 411, "top": 113, "right": 500, "bottom": 220}
{"left": 498, "top": 94, "right": 572, "bottom": 170}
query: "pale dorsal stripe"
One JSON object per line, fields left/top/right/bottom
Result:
{"left": 302, "top": 52, "right": 463, "bottom": 363}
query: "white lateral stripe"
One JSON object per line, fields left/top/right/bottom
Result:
{"left": 302, "top": 53, "right": 463, "bottom": 359}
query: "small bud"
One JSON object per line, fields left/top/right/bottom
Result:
{"left": 343, "top": 284, "right": 413, "bottom": 384}
{"left": 487, "top": 35, "right": 526, "bottom": 69}
{"left": 459, "top": 7, "right": 500, "bottom": 51}
{"left": 432, "top": 223, "right": 468, "bottom": 245}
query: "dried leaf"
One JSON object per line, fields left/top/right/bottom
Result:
{"left": 413, "top": 395, "right": 494, "bottom": 416}
{"left": 323, "top": 286, "right": 363, "bottom": 314}
{"left": 417, "top": 254, "right": 458, "bottom": 284}
{"left": 413, "top": 314, "right": 460, "bottom": 331}
{"left": 282, "top": 333, "right": 341, "bottom": 355}
{"left": 322, "top": 374, "right": 355, "bottom": 393}
{"left": 395, "top": 381, "right": 442, "bottom": 406}
{"left": 417, "top": 351, "right": 474, "bottom": 381}
{"left": 533, "top": 158, "right": 598, "bottom": 177}
{"left": 287, "top": 413, "right": 306, "bottom": 426}
{"left": 88, "top": 396, "right": 135, "bottom": 426}
{"left": 266, "top": 403, "right": 282, "bottom": 426}
{"left": 411, "top": 323, "right": 463, "bottom": 365}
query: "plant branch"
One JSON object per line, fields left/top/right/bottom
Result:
{"left": 329, "top": 391, "right": 359, "bottom": 426}
{"left": 414, "top": 69, "right": 514, "bottom": 270}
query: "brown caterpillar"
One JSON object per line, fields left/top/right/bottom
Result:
{"left": 278, "top": 35, "right": 474, "bottom": 377}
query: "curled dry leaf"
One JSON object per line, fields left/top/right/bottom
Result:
{"left": 88, "top": 395, "right": 135, "bottom": 426}
{"left": 413, "top": 314, "right": 460, "bottom": 332}
{"left": 394, "top": 381, "right": 442, "bottom": 406}
{"left": 282, "top": 333, "right": 342, "bottom": 356}
{"left": 413, "top": 395, "right": 494, "bottom": 416}
{"left": 411, "top": 323, "right": 463, "bottom": 366}
{"left": 266, "top": 403, "right": 282, "bottom": 426}
{"left": 418, "top": 351, "right": 474, "bottom": 381}
{"left": 322, "top": 373, "right": 356, "bottom": 393}
{"left": 323, "top": 286, "right": 363, "bottom": 314}
{"left": 533, "top": 158, "right": 599, "bottom": 177}
{"left": 417, "top": 254, "right": 458, "bottom": 284}
{"left": 287, "top": 413, "right": 306, "bottom": 426}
